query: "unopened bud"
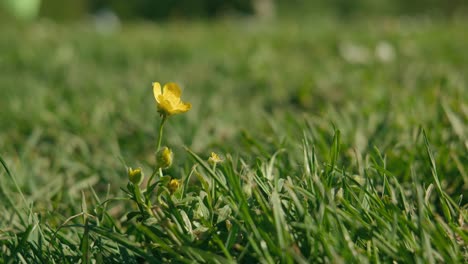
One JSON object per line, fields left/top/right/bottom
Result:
{"left": 168, "top": 179, "right": 180, "bottom": 194}
{"left": 225, "top": 220, "right": 232, "bottom": 231}
{"left": 335, "top": 187, "right": 344, "bottom": 201}
{"left": 128, "top": 167, "right": 143, "bottom": 185}
{"left": 156, "top": 147, "right": 173, "bottom": 170}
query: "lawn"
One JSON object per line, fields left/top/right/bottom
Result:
{"left": 0, "top": 16, "right": 467, "bottom": 263}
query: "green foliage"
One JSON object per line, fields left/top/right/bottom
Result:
{"left": 4, "top": 0, "right": 467, "bottom": 22}
{"left": 47, "top": 0, "right": 255, "bottom": 20}
{"left": 0, "top": 17, "right": 467, "bottom": 262}
{"left": 277, "top": 0, "right": 468, "bottom": 17}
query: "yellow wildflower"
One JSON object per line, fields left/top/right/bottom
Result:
{"left": 168, "top": 179, "right": 180, "bottom": 194}
{"left": 128, "top": 167, "right": 143, "bottom": 185}
{"left": 208, "top": 152, "right": 223, "bottom": 165}
{"left": 153, "top": 82, "right": 191, "bottom": 116}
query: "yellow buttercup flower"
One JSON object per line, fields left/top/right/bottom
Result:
{"left": 208, "top": 152, "right": 223, "bottom": 165}
{"left": 153, "top": 82, "right": 191, "bottom": 116}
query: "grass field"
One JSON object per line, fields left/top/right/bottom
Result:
{"left": 0, "top": 16, "right": 467, "bottom": 263}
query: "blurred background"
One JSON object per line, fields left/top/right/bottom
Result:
{"left": 0, "top": 0, "right": 466, "bottom": 206}
{"left": 1, "top": 0, "right": 467, "bottom": 22}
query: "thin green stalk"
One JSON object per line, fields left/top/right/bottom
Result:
{"left": 146, "top": 168, "right": 159, "bottom": 193}
{"left": 210, "top": 163, "right": 217, "bottom": 224}
{"left": 155, "top": 115, "right": 167, "bottom": 180}
{"left": 156, "top": 115, "right": 167, "bottom": 151}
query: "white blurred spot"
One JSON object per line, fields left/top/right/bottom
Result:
{"left": 260, "top": 240, "right": 268, "bottom": 250}
{"left": 93, "top": 9, "right": 121, "bottom": 35}
{"left": 375, "top": 41, "right": 396, "bottom": 63}
{"left": 339, "top": 42, "right": 371, "bottom": 64}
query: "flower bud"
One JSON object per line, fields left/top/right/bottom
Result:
{"left": 225, "top": 220, "right": 232, "bottom": 231}
{"left": 156, "top": 147, "right": 173, "bottom": 170}
{"left": 208, "top": 152, "right": 223, "bottom": 165}
{"left": 335, "top": 187, "right": 344, "bottom": 202}
{"left": 168, "top": 179, "right": 180, "bottom": 194}
{"left": 128, "top": 167, "right": 143, "bottom": 185}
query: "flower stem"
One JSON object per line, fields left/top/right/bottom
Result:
{"left": 146, "top": 168, "right": 158, "bottom": 194}
{"left": 156, "top": 115, "right": 167, "bottom": 150}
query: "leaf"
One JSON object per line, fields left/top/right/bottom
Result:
{"left": 216, "top": 205, "right": 232, "bottom": 224}
{"left": 125, "top": 211, "right": 141, "bottom": 222}
{"left": 180, "top": 210, "right": 193, "bottom": 234}
{"left": 80, "top": 220, "right": 90, "bottom": 264}
{"left": 442, "top": 102, "right": 466, "bottom": 148}
{"left": 90, "top": 226, "right": 158, "bottom": 261}
{"left": 194, "top": 196, "right": 210, "bottom": 221}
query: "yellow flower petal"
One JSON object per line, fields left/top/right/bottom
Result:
{"left": 208, "top": 152, "right": 223, "bottom": 165}
{"left": 158, "top": 98, "right": 173, "bottom": 114}
{"left": 163, "top": 83, "right": 181, "bottom": 98}
{"left": 176, "top": 102, "right": 191, "bottom": 113}
{"left": 153, "top": 82, "right": 162, "bottom": 103}
{"left": 162, "top": 83, "right": 182, "bottom": 106}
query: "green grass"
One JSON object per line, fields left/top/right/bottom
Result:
{"left": 0, "top": 16, "right": 467, "bottom": 263}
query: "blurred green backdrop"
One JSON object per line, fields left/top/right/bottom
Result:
{"left": 1, "top": 0, "right": 467, "bottom": 21}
